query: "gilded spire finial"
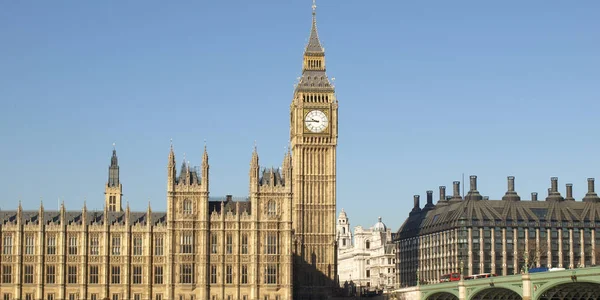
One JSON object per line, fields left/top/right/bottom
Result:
{"left": 170, "top": 138, "right": 173, "bottom": 150}
{"left": 112, "top": 142, "right": 116, "bottom": 150}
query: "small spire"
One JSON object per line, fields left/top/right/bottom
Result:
{"left": 202, "top": 142, "right": 209, "bottom": 164}
{"left": 168, "top": 140, "right": 175, "bottom": 165}
{"left": 312, "top": 0, "right": 316, "bottom": 15}
{"left": 113, "top": 142, "right": 116, "bottom": 150}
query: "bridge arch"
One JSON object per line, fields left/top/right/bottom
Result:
{"left": 536, "top": 281, "right": 600, "bottom": 300}
{"left": 425, "top": 291, "right": 459, "bottom": 300}
{"left": 469, "top": 287, "right": 522, "bottom": 300}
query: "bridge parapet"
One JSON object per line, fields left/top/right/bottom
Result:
{"left": 388, "top": 266, "right": 600, "bottom": 300}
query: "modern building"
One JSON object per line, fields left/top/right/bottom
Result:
{"left": 0, "top": 3, "right": 339, "bottom": 300}
{"left": 337, "top": 210, "right": 396, "bottom": 293}
{"left": 395, "top": 175, "right": 600, "bottom": 287}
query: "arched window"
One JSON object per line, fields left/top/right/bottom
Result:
{"left": 267, "top": 200, "right": 276, "bottom": 216}
{"left": 365, "top": 240, "right": 370, "bottom": 249}
{"left": 342, "top": 227, "right": 346, "bottom": 234}
{"left": 183, "top": 199, "right": 192, "bottom": 214}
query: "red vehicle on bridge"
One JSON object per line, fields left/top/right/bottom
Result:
{"left": 439, "top": 273, "right": 461, "bottom": 282}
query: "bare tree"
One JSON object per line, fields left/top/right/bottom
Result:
{"left": 516, "top": 239, "right": 549, "bottom": 270}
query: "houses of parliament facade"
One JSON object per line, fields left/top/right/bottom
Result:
{"left": 0, "top": 3, "right": 338, "bottom": 300}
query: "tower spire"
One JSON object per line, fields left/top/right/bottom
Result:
{"left": 296, "top": 0, "right": 333, "bottom": 93}
{"left": 108, "top": 145, "right": 119, "bottom": 187}
{"left": 306, "top": 0, "right": 323, "bottom": 54}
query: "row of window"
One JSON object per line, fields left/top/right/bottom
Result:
{"left": 1, "top": 232, "right": 280, "bottom": 256}
{"left": 0, "top": 294, "right": 281, "bottom": 300}
{"left": 2, "top": 293, "right": 162, "bottom": 300}
{"left": 0, "top": 235, "right": 164, "bottom": 256}
{"left": 0, "top": 264, "right": 279, "bottom": 285}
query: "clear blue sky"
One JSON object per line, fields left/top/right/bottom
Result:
{"left": 1, "top": 1, "right": 599, "bottom": 231}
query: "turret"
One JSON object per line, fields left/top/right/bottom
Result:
{"left": 125, "top": 201, "right": 130, "bottom": 226}
{"left": 38, "top": 200, "right": 44, "bottom": 228}
{"left": 249, "top": 144, "right": 260, "bottom": 193}
{"left": 337, "top": 209, "right": 352, "bottom": 250}
{"left": 201, "top": 144, "right": 209, "bottom": 187}
{"left": 82, "top": 201, "right": 87, "bottom": 225}
{"left": 167, "top": 141, "right": 176, "bottom": 190}
{"left": 60, "top": 201, "right": 66, "bottom": 226}
{"left": 146, "top": 201, "right": 153, "bottom": 227}
{"left": 105, "top": 145, "right": 123, "bottom": 212}
{"left": 282, "top": 148, "right": 292, "bottom": 186}
{"left": 502, "top": 176, "right": 521, "bottom": 201}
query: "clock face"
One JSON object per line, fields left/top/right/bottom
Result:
{"left": 305, "top": 110, "right": 329, "bottom": 133}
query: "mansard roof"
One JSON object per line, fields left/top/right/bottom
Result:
{"left": 396, "top": 176, "right": 600, "bottom": 240}
{"left": 397, "top": 198, "right": 600, "bottom": 240}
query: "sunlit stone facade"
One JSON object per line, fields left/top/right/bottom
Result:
{"left": 0, "top": 4, "right": 340, "bottom": 300}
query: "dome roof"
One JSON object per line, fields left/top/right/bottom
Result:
{"left": 373, "top": 217, "right": 386, "bottom": 232}
{"left": 338, "top": 208, "right": 347, "bottom": 219}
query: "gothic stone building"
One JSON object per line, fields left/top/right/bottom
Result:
{"left": 0, "top": 4, "right": 338, "bottom": 300}
{"left": 395, "top": 175, "right": 600, "bottom": 287}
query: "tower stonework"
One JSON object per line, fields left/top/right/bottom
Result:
{"left": 0, "top": 4, "right": 337, "bottom": 300}
{"left": 105, "top": 147, "right": 123, "bottom": 212}
{"left": 291, "top": 2, "right": 339, "bottom": 298}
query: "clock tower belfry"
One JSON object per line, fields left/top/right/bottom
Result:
{"left": 291, "top": 1, "right": 338, "bottom": 297}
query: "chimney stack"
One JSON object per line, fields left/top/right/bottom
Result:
{"left": 439, "top": 186, "right": 446, "bottom": 202}
{"left": 546, "top": 177, "right": 564, "bottom": 202}
{"left": 451, "top": 181, "right": 463, "bottom": 201}
{"left": 410, "top": 195, "right": 422, "bottom": 215}
{"left": 531, "top": 192, "right": 538, "bottom": 201}
{"left": 413, "top": 195, "right": 420, "bottom": 209}
{"left": 583, "top": 178, "right": 600, "bottom": 203}
{"left": 470, "top": 175, "right": 477, "bottom": 191}
{"left": 465, "top": 175, "right": 483, "bottom": 201}
{"left": 551, "top": 177, "right": 558, "bottom": 192}
{"left": 565, "top": 184, "right": 575, "bottom": 201}
{"left": 424, "top": 190, "right": 435, "bottom": 210}
{"left": 502, "top": 176, "right": 521, "bottom": 201}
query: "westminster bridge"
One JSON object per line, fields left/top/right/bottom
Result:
{"left": 386, "top": 266, "right": 600, "bottom": 300}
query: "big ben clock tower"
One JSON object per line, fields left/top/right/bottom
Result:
{"left": 291, "top": 1, "right": 338, "bottom": 298}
